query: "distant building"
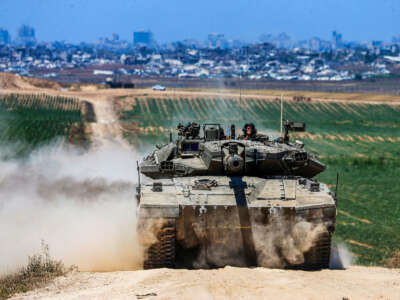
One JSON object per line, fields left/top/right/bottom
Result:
{"left": 207, "top": 33, "right": 229, "bottom": 49}
{"left": 134, "top": 30, "right": 154, "bottom": 46}
{"left": 259, "top": 34, "right": 273, "bottom": 43}
{"left": 259, "top": 32, "right": 291, "bottom": 48}
{"left": 0, "top": 28, "right": 10, "bottom": 44}
{"left": 230, "top": 39, "right": 245, "bottom": 48}
{"left": 392, "top": 35, "right": 400, "bottom": 44}
{"left": 372, "top": 40, "right": 383, "bottom": 47}
{"left": 310, "top": 37, "right": 321, "bottom": 51}
{"left": 275, "top": 32, "right": 291, "bottom": 48}
{"left": 332, "top": 30, "right": 343, "bottom": 50}
{"left": 17, "top": 25, "right": 36, "bottom": 45}
{"left": 181, "top": 39, "right": 201, "bottom": 48}
{"left": 111, "top": 33, "right": 119, "bottom": 42}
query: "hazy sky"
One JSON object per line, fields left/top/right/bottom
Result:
{"left": 0, "top": 0, "right": 399, "bottom": 43}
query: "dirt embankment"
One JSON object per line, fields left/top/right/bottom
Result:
{"left": 10, "top": 266, "right": 400, "bottom": 300}
{"left": 0, "top": 72, "right": 62, "bottom": 90}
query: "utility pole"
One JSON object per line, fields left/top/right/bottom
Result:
{"left": 280, "top": 94, "right": 283, "bottom": 135}
{"left": 239, "top": 68, "right": 242, "bottom": 117}
{"left": 240, "top": 46, "right": 249, "bottom": 120}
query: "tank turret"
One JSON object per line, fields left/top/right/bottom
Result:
{"left": 140, "top": 122, "right": 325, "bottom": 179}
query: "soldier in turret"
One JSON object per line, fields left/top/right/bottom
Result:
{"left": 238, "top": 123, "right": 269, "bottom": 142}
{"left": 239, "top": 123, "right": 257, "bottom": 140}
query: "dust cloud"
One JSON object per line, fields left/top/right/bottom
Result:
{"left": 0, "top": 142, "right": 144, "bottom": 275}
{"left": 189, "top": 209, "right": 329, "bottom": 269}
{"left": 329, "top": 243, "right": 354, "bottom": 269}
{"left": 253, "top": 215, "right": 326, "bottom": 268}
{"left": 251, "top": 209, "right": 329, "bottom": 268}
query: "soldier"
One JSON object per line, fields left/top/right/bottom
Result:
{"left": 239, "top": 123, "right": 269, "bottom": 142}
{"left": 240, "top": 123, "right": 257, "bottom": 140}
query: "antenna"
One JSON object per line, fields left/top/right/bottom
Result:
{"left": 239, "top": 62, "right": 242, "bottom": 119}
{"left": 239, "top": 71, "right": 242, "bottom": 117}
{"left": 239, "top": 46, "right": 248, "bottom": 120}
{"left": 335, "top": 172, "right": 340, "bottom": 204}
{"left": 136, "top": 161, "right": 141, "bottom": 195}
{"left": 280, "top": 94, "right": 283, "bottom": 135}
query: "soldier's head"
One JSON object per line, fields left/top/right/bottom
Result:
{"left": 243, "top": 123, "right": 257, "bottom": 136}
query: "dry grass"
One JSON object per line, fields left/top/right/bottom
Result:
{"left": 0, "top": 242, "right": 67, "bottom": 300}
{"left": 385, "top": 251, "right": 400, "bottom": 269}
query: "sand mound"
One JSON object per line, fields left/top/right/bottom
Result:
{"left": 0, "top": 72, "right": 62, "bottom": 90}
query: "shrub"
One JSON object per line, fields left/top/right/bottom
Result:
{"left": 0, "top": 242, "right": 66, "bottom": 300}
{"left": 385, "top": 251, "right": 400, "bottom": 269}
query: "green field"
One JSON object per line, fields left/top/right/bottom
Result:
{"left": 0, "top": 94, "right": 85, "bottom": 157}
{"left": 119, "top": 97, "right": 400, "bottom": 266}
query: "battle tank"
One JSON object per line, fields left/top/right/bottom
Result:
{"left": 136, "top": 121, "right": 337, "bottom": 269}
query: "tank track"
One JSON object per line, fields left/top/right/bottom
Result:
{"left": 302, "top": 232, "right": 332, "bottom": 269}
{"left": 143, "top": 220, "right": 176, "bottom": 269}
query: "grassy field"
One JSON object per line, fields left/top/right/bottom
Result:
{"left": 118, "top": 97, "right": 400, "bottom": 266}
{"left": 0, "top": 94, "right": 87, "bottom": 157}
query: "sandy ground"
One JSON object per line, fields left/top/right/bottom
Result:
{"left": 10, "top": 266, "right": 400, "bottom": 300}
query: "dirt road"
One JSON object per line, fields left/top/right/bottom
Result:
{"left": 88, "top": 97, "right": 125, "bottom": 147}
{"left": 11, "top": 266, "right": 400, "bottom": 300}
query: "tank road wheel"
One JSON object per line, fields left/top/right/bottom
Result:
{"left": 303, "top": 232, "right": 332, "bottom": 269}
{"left": 144, "top": 220, "right": 176, "bottom": 269}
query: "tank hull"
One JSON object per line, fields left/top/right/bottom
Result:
{"left": 137, "top": 176, "right": 336, "bottom": 269}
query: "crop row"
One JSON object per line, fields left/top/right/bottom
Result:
{"left": 0, "top": 94, "right": 84, "bottom": 157}
{"left": 0, "top": 93, "right": 82, "bottom": 122}
{"left": 120, "top": 98, "right": 400, "bottom": 136}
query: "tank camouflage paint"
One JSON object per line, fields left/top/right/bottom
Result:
{"left": 137, "top": 122, "right": 337, "bottom": 269}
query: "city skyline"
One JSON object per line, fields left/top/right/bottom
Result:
{"left": 0, "top": 24, "right": 397, "bottom": 48}
{"left": 0, "top": 0, "right": 399, "bottom": 43}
